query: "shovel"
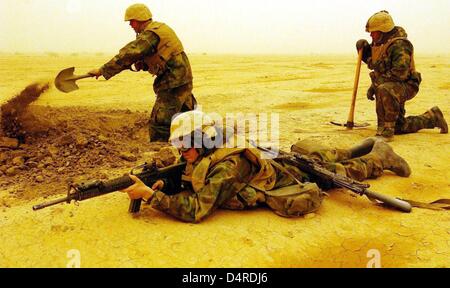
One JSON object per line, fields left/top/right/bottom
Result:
{"left": 331, "top": 49, "right": 370, "bottom": 129}
{"left": 54, "top": 67, "right": 94, "bottom": 93}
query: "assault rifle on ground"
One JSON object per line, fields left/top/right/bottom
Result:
{"left": 253, "top": 143, "right": 412, "bottom": 213}
{"left": 32, "top": 162, "right": 186, "bottom": 213}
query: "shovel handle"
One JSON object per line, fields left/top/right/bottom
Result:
{"left": 346, "top": 49, "right": 364, "bottom": 129}
{"left": 69, "top": 74, "right": 95, "bottom": 81}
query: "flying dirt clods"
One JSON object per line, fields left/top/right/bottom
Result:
{"left": 1, "top": 82, "right": 50, "bottom": 140}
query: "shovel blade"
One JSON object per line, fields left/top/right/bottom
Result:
{"left": 54, "top": 67, "right": 80, "bottom": 93}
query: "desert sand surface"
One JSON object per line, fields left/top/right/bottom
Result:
{"left": 0, "top": 53, "right": 449, "bottom": 268}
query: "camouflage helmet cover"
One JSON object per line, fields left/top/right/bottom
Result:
{"left": 366, "top": 10, "right": 395, "bottom": 33}
{"left": 124, "top": 3, "right": 152, "bottom": 21}
{"left": 169, "top": 111, "right": 218, "bottom": 148}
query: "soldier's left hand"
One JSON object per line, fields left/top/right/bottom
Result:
{"left": 131, "top": 61, "right": 145, "bottom": 72}
{"left": 367, "top": 85, "right": 376, "bottom": 101}
{"left": 120, "top": 174, "right": 154, "bottom": 201}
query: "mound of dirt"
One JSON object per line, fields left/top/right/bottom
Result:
{"left": 0, "top": 88, "right": 176, "bottom": 204}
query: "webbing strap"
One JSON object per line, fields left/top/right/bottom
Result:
{"left": 399, "top": 199, "right": 450, "bottom": 211}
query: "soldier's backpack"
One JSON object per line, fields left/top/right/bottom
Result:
{"left": 264, "top": 182, "right": 323, "bottom": 218}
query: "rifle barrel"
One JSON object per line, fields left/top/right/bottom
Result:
{"left": 364, "top": 189, "right": 412, "bottom": 213}
{"left": 32, "top": 196, "right": 70, "bottom": 211}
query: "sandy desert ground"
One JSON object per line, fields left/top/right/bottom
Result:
{"left": 0, "top": 53, "right": 449, "bottom": 268}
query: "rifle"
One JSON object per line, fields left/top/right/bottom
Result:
{"left": 32, "top": 162, "right": 186, "bottom": 214}
{"left": 253, "top": 143, "right": 412, "bottom": 213}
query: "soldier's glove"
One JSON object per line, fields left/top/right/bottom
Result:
{"left": 356, "top": 39, "right": 370, "bottom": 52}
{"left": 131, "top": 61, "right": 145, "bottom": 72}
{"left": 367, "top": 85, "right": 376, "bottom": 101}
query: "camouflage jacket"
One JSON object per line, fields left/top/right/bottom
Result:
{"left": 100, "top": 30, "right": 193, "bottom": 93}
{"left": 362, "top": 26, "right": 421, "bottom": 86}
{"left": 149, "top": 153, "right": 306, "bottom": 223}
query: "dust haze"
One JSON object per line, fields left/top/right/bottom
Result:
{"left": 0, "top": 1, "right": 449, "bottom": 268}
{"left": 1, "top": 0, "right": 449, "bottom": 54}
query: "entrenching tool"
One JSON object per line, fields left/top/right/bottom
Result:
{"left": 54, "top": 67, "right": 94, "bottom": 93}
{"left": 331, "top": 49, "right": 370, "bottom": 129}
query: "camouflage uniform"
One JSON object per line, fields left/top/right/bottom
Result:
{"left": 148, "top": 143, "right": 386, "bottom": 223}
{"left": 100, "top": 22, "right": 196, "bottom": 142}
{"left": 296, "top": 144, "right": 384, "bottom": 182}
{"left": 361, "top": 26, "right": 441, "bottom": 137}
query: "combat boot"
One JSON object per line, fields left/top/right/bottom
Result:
{"left": 348, "top": 137, "right": 377, "bottom": 158}
{"left": 376, "top": 126, "right": 384, "bottom": 136}
{"left": 376, "top": 127, "right": 395, "bottom": 142}
{"left": 376, "top": 121, "right": 395, "bottom": 142}
{"left": 429, "top": 106, "right": 448, "bottom": 134}
{"left": 370, "top": 140, "right": 411, "bottom": 177}
{"left": 376, "top": 120, "right": 385, "bottom": 136}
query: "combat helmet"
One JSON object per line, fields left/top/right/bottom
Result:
{"left": 366, "top": 10, "right": 395, "bottom": 33}
{"left": 124, "top": 3, "right": 152, "bottom": 21}
{"left": 169, "top": 111, "right": 218, "bottom": 150}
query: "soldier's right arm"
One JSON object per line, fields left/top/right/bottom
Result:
{"left": 149, "top": 158, "right": 251, "bottom": 223}
{"left": 100, "top": 31, "right": 159, "bottom": 80}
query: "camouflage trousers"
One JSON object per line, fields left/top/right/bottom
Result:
{"left": 149, "top": 83, "right": 197, "bottom": 142}
{"left": 375, "top": 82, "right": 435, "bottom": 134}
{"left": 292, "top": 140, "right": 384, "bottom": 182}
{"left": 307, "top": 148, "right": 384, "bottom": 182}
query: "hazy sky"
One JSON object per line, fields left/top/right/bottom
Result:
{"left": 1, "top": 0, "right": 449, "bottom": 54}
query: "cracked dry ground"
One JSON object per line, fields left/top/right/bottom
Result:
{"left": 0, "top": 54, "right": 449, "bottom": 267}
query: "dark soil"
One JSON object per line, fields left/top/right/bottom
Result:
{"left": 0, "top": 84, "right": 176, "bottom": 204}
